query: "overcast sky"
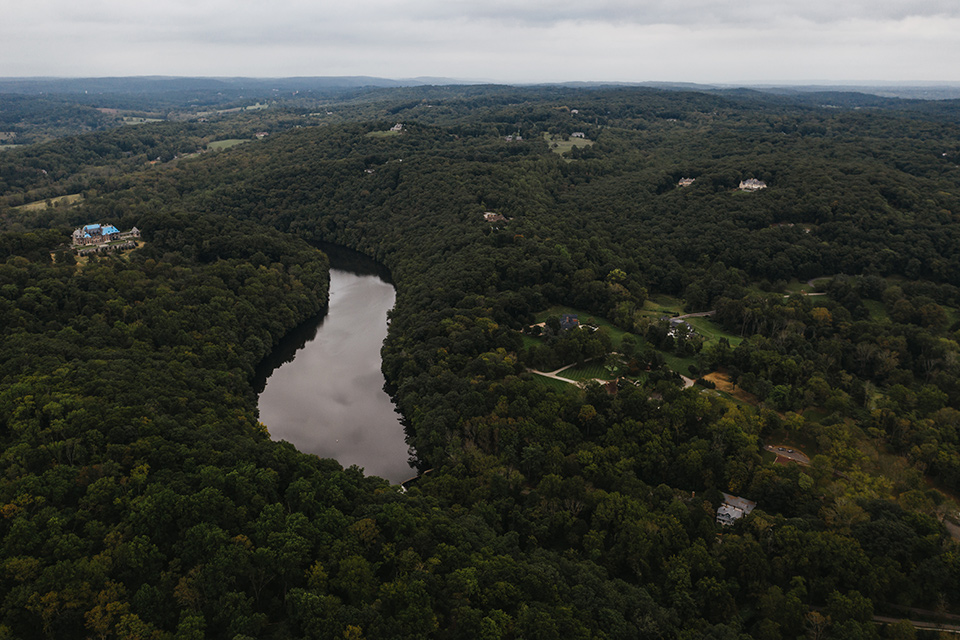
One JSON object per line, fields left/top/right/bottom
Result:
{"left": 3, "top": 0, "right": 958, "bottom": 83}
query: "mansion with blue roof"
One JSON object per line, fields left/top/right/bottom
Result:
{"left": 72, "top": 223, "right": 140, "bottom": 247}
{"left": 71, "top": 223, "right": 140, "bottom": 255}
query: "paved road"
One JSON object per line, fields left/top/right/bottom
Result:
{"left": 764, "top": 444, "right": 810, "bottom": 465}
{"left": 873, "top": 615, "right": 960, "bottom": 633}
{"left": 528, "top": 363, "right": 581, "bottom": 385}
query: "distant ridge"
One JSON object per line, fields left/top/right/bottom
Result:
{"left": 0, "top": 76, "right": 957, "bottom": 100}
{"left": 0, "top": 76, "right": 476, "bottom": 95}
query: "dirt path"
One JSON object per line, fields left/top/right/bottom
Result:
{"left": 673, "top": 310, "right": 716, "bottom": 320}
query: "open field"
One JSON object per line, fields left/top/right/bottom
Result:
{"left": 123, "top": 116, "right": 164, "bottom": 124}
{"left": 641, "top": 294, "right": 685, "bottom": 318}
{"left": 862, "top": 300, "right": 891, "bottom": 323}
{"left": 784, "top": 279, "right": 815, "bottom": 294}
{"left": 14, "top": 193, "right": 83, "bottom": 211}
{"left": 685, "top": 316, "right": 743, "bottom": 347}
{"left": 207, "top": 139, "right": 249, "bottom": 150}
{"left": 557, "top": 361, "right": 613, "bottom": 382}
{"left": 366, "top": 130, "right": 400, "bottom": 138}
{"left": 703, "top": 371, "right": 759, "bottom": 405}
{"left": 533, "top": 305, "right": 633, "bottom": 348}
{"left": 529, "top": 373, "right": 576, "bottom": 392}
{"left": 543, "top": 133, "right": 593, "bottom": 155}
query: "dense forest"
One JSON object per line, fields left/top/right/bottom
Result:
{"left": 2, "top": 85, "right": 960, "bottom": 638}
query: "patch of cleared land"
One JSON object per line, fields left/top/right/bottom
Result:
{"left": 530, "top": 374, "right": 577, "bottom": 392}
{"left": 543, "top": 133, "right": 593, "bottom": 155}
{"left": 123, "top": 117, "right": 164, "bottom": 125}
{"left": 0, "top": 145, "right": 23, "bottom": 152}
{"left": 557, "top": 361, "right": 614, "bottom": 382}
{"left": 207, "top": 139, "right": 249, "bottom": 151}
{"left": 685, "top": 316, "right": 743, "bottom": 347}
{"left": 640, "top": 294, "right": 685, "bottom": 319}
{"left": 366, "top": 130, "right": 400, "bottom": 138}
{"left": 534, "top": 306, "right": 631, "bottom": 348}
{"left": 783, "top": 279, "right": 816, "bottom": 294}
{"left": 862, "top": 300, "right": 891, "bottom": 323}
{"left": 14, "top": 193, "right": 83, "bottom": 211}
{"left": 703, "top": 371, "right": 759, "bottom": 406}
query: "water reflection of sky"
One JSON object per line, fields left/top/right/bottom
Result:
{"left": 257, "top": 262, "right": 412, "bottom": 483}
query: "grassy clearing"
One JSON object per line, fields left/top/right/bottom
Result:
{"left": 543, "top": 133, "right": 593, "bottom": 156}
{"left": 521, "top": 335, "right": 542, "bottom": 350}
{"left": 14, "top": 193, "right": 83, "bottom": 211}
{"left": 558, "top": 361, "right": 612, "bottom": 382}
{"left": 123, "top": 116, "right": 164, "bottom": 124}
{"left": 861, "top": 300, "right": 891, "bottom": 323}
{"left": 533, "top": 305, "right": 633, "bottom": 348}
{"left": 663, "top": 352, "right": 697, "bottom": 378}
{"left": 784, "top": 279, "right": 815, "bottom": 294}
{"left": 366, "top": 130, "right": 400, "bottom": 138}
{"left": 641, "top": 294, "right": 685, "bottom": 318}
{"left": 530, "top": 374, "right": 577, "bottom": 392}
{"left": 0, "top": 145, "right": 22, "bottom": 152}
{"left": 685, "top": 316, "right": 743, "bottom": 347}
{"left": 703, "top": 371, "right": 759, "bottom": 406}
{"left": 207, "top": 139, "right": 249, "bottom": 151}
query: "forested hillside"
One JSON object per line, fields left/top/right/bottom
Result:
{"left": 2, "top": 86, "right": 960, "bottom": 639}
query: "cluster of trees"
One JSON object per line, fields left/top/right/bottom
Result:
{"left": 2, "top": 85, "right": 960, "bottom": 638}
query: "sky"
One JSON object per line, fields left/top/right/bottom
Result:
{"left": 3, "top": 0, "right": 959, "bottom": 84}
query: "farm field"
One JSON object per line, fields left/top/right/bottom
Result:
{"left": 685, "top": 316, "right": 743, "bottom": 347}
{"left": 207, "top": 139, "right": 249, "bottom": 150}
{"left": 529, "top": 373, "right": 576, "bottom": 392}
{"left": 542, "top": 132, "right": 593, "bottom": 155}
{"left": 123, "top": 116, "right": 164, "bottom": 124}
{"left": 533, "top": 305, "right": 631, "bottom": 348}
{"left": 13, "top": 193, "right": 83, "bottom": 211}
{"left": 556, "top": 360, "right": 613, "bottom": 382}
{"left": 641, "top": 294, "right": 685, "bottom": 318}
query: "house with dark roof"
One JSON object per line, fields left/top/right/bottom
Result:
{"left": 560, "top": 314, "right": 580, "bottom": 331}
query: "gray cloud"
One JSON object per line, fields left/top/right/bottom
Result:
{"left": 2, "top": 0, "right": 958, "bottom": 82}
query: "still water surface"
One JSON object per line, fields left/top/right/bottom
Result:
{"left": 255, "top": 249, "right": 412, "bottom": 482}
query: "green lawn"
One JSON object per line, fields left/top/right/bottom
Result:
{"left": 521, "top": 335, "right": 542, "bottom": 350}
{"left": 123, "top": 116, "right": 164, "bottom": 124}
{"left": 784, "top": 279, "right": 814, "bottom": 294}
{"left": 557, "top": 361, "right": 613, "bottom": 382}
{"left": 366, "top": 130, "right": 400, "bottom": 138}
{"left": 13, "top": 193, "right": 83, "bottom": 211}
{"left": 862, "top": 300, "right": 891, "bottom": 323}
{"left": 530, "top": 305, "right": 705, "bottom": 378}
{"left": 641, "top": 294, "right": 685, "bottom": 318}
{"left": 530, "top": 374, "right": 577, "bottom": 392}
{"left": 207, "top": 139, "right": 249, "bottom": 150}
{"left": 662, "top": 352, "right": 697, "bottom": 378}
{"left": 685, "top": 316, "right": 743, "bottom": 347}
{"left": 533, "top": 306, "right": 634, "bottom": 349}
{"left": 543, "top": 133, "right": 593, "bottom": 155}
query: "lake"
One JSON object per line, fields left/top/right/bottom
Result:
{"left": 254, "top": 246, "right": 412, "bottom": 483}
